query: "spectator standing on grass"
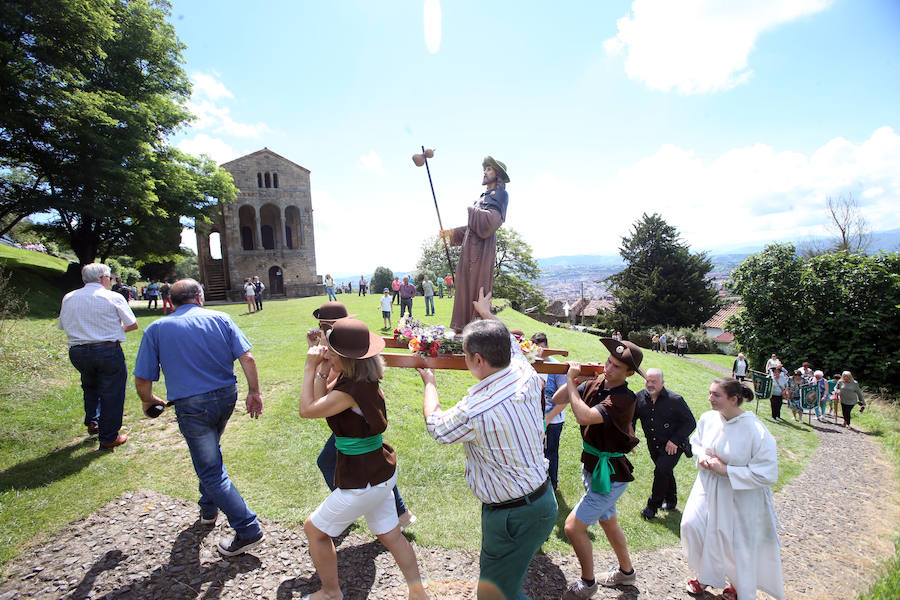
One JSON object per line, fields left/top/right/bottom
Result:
{"left": 133, "top": 279, "right": 264, "bottom": 557}
{"left": 532, "top": 332, "right": 567, "bottom": 490}
{"left": 58, "top": 263, "right": 138, "bottom": 449}
{"left": 836, "top": 370, "right": 866, "bottom": 428}
{"left": 633, "top": 368, "right": 695, "bottom": 521}
{"left": 243, "top": 278, "right": 255, "bottom": 313}
{"left": 417, "top": 289, "right": 555, "bottom": 600}
{"left": 422, "top": 277, "right": 435, "bottom": 316}
{"left": 160, "top": 280, "right": 174, "bottom": 315}
{"left": 359, "top": 275, "right": 367, "bottom": 296}
{"left": 651, "top": 333, "right": 660, "bottom": 352}
{"left": 380, "top": 288, "right": 393, "bottom": 330}
{"left": 391, "top": 277, "right": 401, "bottom": 305}
{"left": 399, "top": 275, "right": 416, "bottom": 318}
{"left": 253, "top": 276, "right": 264, "bottom": 311}
{"left": 146, "top": 280, "right": 159, "bottom": 309}
{"left": 553, "top": 338, "right": 645, "bottom": 596}
{"left": 437, "top": 276, "right": 445, "bottom": 298}
{"left": 732, "top": 352, "right": 749, "bottom": 381}
{"left": 325, "top": 274, "right": 336, "bottom": 302}
{"left": 445, "top": 273, "right": 454, "bottom": 298}
{"left": 765, "top": 354, "right": 780, "bottom": 377}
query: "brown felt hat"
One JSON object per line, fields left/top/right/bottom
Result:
{"left": 312, "top": 302, "right": 358, "bottom": 323}
{"left": 483, "top": 156, "right": 509, "bottom": 183}
{"left": 600, "top": 338, "right": 646, "bottom": 379}
{"left": 325, "top": 318, "right": 385, "bottom": 359}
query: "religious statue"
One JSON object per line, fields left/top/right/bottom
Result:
{"left": 440, "top": 156, "right": 509, "bottom": 332}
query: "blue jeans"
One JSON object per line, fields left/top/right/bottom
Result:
{"left": 544, "top": 422, "right": 563, "bottom": 489}
{"left": 400, "top": 297, "right": 412, "bottom": 317}
{"left": 326, "top": 286, "right": 336, "bottom": 301}
{"left": 174, "top": 385, "right": 261, "bottom": 539}
{"left": 68, "top": 343, "right": 127, "bottom": 445}
{"left": 316, "top": 434, "right": 407, "bottom": 516}
{"left": 424, "top": 295, "right": 434, "bottom": 315}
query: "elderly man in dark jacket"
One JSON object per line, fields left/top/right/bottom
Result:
{"left": 633, "top": 368, "right": 696, "bottom": 520}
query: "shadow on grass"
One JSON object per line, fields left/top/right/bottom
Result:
{"left": 72, "top": 522, "right": 262, "bottom": 600}
{"left": 0, "top": 438, "right": 101, "bottom": 493}
{"left": 275, "top": 539, "right": 383, "bottom": 599}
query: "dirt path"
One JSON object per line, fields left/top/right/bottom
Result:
{"left": 1, "top": 417, "right": 897, "bottom": 599}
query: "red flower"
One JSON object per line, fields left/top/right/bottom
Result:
{"left": 429, "top": 346, "right": 438, "bottom": 357}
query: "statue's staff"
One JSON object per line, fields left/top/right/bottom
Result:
{"left": 412, "top": 146, "right": 455, "bottom": 274}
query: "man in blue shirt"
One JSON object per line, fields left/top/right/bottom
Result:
{"left": 133, "top": 278, "right": 264, "bottom": 557}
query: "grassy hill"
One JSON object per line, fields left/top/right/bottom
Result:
{"left": 0, "top": 245, "right": 75, "bottom": 317}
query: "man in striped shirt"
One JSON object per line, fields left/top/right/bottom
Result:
{"left": 418, "top": 289, "right": 556, "bottom": 600}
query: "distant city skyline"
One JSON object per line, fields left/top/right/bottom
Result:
{"left": 171, "top": 1, "right": 900, "bottom": 274}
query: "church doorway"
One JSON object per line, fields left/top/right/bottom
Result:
{"left": 268, "top": 266, "right": 284, "bottom": 295}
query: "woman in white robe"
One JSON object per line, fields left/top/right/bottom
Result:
{"left": 681, "top": 377, "right": 785, "bottom": 600}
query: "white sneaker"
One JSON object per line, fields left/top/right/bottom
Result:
{"left": 561, "top": 579, "right": 598, "bottom": 599}
{"left": 600, "top": 566, "right": 636, "bottom": 587}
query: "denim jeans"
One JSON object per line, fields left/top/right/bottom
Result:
{"left": 544, "top": 422, "right": 563, "bottom": 489}
{"left": 424, "top": 295, "right": 434, "bottom": 315}
{"left": 326, "top": 286, "right": 337, "bottom": 301}
{"left": 399, "top": 297, "right": 412, "bottom": 317}
{"left": 316, "top": 434, "right": 407, "bottom": 516}
{"left": 174, "top": 385, "right": 261, "bottom": 539}
{"left": 68, "top": 343, "right": 127, "bottom": 445}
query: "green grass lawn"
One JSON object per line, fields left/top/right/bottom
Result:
{"left": 686, "top": 353, "right": 735, "bottom": 371}
{"left": 0, "top": 288, "right": 823, "bottom": 569}
{"left": 0, "top": 245, "right": 75, "bottom": 318}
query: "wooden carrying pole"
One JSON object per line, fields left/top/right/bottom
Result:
{"left": 382, "top": 352, "right": 604, "bottom": 376}
{"left": 381, "top": 337, "right": 569, "bottom": 357}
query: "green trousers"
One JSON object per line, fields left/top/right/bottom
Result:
{"left": 479, "top": 485, "right": 558, "bottom": 600}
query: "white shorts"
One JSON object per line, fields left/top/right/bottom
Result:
{"left": 310, "top": 470, "right": 398, "bottom": 537}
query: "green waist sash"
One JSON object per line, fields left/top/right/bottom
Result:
{"left": 582, "top": 441, "right": 624, "bottom": 494}
{"left": 334, "top": 434, "right": 383, "bottom": 455}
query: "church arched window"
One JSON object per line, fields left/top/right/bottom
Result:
{"left": 264, "top": 172, "right": 271, "bottom": 188}
{"left": 257, "top": 172, "right": 262, "bottom": 188}
{"left": 273, "top": 173, "right": 279, "bottom": 188}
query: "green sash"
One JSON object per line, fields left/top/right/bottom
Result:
{"left": 582, "top": 441, "right": 624, "bottom": 494}
{"left": 334, "top": 434, "right": 383, "bottom": 455}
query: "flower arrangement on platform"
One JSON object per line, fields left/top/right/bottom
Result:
{"left": 394, "top": 317, "right": 464, "bottom": 357}
{"left": 518, "top": 338, "right": 540, "bottom": 363}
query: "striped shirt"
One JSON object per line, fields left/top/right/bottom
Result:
{"left": 58, "top": 283, "right": 137, "bottom": 346}
{"left": 426, "top": 334, "right": 547, "bottom": 503}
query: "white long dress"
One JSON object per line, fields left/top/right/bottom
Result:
{"left": 681, "top": 410, "right": 785, "bottom": 599}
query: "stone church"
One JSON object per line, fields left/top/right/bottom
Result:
{"left": 195, "top": 148, "right": 322, "bottom": 301}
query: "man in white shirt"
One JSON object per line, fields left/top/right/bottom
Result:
{"left": 417, "top": 289, "right": 556, "bottom": 600}
{"left": 58, "top": 263, "right": 138, "bottom": 449}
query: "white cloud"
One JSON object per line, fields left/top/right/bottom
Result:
{"left": 191, "top": 72, "right": 234, "bottom": 101}
{"left": 176, "top": 134, "right": 238, "bottom": 164}
{"left": 358, "top": 150, "right": 385, "bottom": 174}
{"left": 424, "top": 0, "right": 442, "bottom": 54}
{"left": 604, "top": 0, "right": 833, "bottom": 94}
{"left": 511, "top": 126, "right": 900, "bottom": 259}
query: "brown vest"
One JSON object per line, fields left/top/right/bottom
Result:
{"left": 327, "top": 376, "right": 397, "bottom": 489}
{"left": 579, "top": 378, "right": 639, "bottom": 483}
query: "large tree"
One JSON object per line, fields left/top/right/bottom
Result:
{"left": 728, "top": 244, "right": 900, "bottom": 392}
{"left": 1, "top": 0, "right": 234, "bottom": 264}
{"left": 605, "top": 213, "right": 719, "bottom": 332}
{"left": 416, "top": 227, "right": 545, "bottom": 312}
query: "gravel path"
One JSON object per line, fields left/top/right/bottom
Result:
{"left": 1, "top": 417, "right": 897, "bottom": 600}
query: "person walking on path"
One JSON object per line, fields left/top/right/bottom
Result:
{"left": 439, "top": 157, "right": 509, "bottom": 332}
{"left": 301, "top": 318, "right": 428, "bottom": 600}
{"left": 553, "top": 338, "right": 645, "bottom": 597}
{"left": 243, "top": 278, "right": 256, "bottom": 313}
{"left": 58, "top": 263, "right": 138, "bottom": 449}
{"left": 659, "top": 333, "right": 668, "bottom": 353}
{"left": 399, "top": 276, "right": 416, "bottom": 318}
{"left": 422, "top": 277, "right": 435, "bottom": 316}
{"left": 731, "top": 352, "right": 749, "bottom": 381}
{"left": 769, "top": 362, "right": 789, "bottom": 420}
{"left": 379, "top": 288, "right": 393, "bottom": 330}
{"left": 324, "top": 274, "right": 337, "bottom": 302}
{"left": 391, "top": 277, "right": 401, "bottom": 305}
{"left": 309, "top": 302, "right": 416, "bottom": 531}
{"left": 836, "top": 370, "right": 866, "bottom": 428}
{"left": 417, "top": 289, "right": 555, "bottom": 600}
{"left": 633, "top": 368, "right": 695, "bottom": 520}
{"left": 681, "top": 378, "right": 784, "bottom": 600}
{"left": 133, "top": 279, "right": 265, "bottom": 557}
{"left": 253, "top": 276, "right": 264, "bottom": 311}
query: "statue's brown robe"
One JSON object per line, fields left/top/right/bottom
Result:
{"left": 448, "top": 204, "right": 503, "bottom": 332}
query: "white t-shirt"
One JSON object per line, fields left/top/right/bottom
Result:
{"left": 244, "top": 282, "right": 255, "bottom": 297}
{"left": 380, "top": 295, "right": 392, "bottom": 311}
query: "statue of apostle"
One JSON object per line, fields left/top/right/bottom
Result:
{"left": 440, "top": 156, "right": 509, "bottom": 332}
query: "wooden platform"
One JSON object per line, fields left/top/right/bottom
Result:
{"left": 382, "top": 352, "right": 603, "bottom": 375}
{"left": 382, "top": 337, "right": 569, "bottom": 357}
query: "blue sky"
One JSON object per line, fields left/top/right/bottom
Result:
{"left": 171, "top": 0, "right": 900, "bottom": 274}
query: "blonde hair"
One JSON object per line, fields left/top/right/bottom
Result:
{"left": 335, "top": 354, "right": 385, "bottom": 383}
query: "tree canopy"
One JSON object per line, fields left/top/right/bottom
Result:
{"left": 370, "top": 267, "right": 394, "bottom": 295}
{"left": 604, "top": 213, "right": 719, "bottom": 332}
{"left": 0, "top": 0, "right": 236, "bottom": 265}
{"left": 728, "top": 244, "right": 900, "bottom": 392}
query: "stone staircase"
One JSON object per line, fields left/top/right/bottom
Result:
{"left": 203, "top": 260, "right": 227, "bottom": 301}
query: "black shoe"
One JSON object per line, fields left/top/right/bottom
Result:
{"left": 640, "top": 507, "right": 656, "bottom": 520}
{"left": 217, "top": 531, "right": 264, "bottom": 556}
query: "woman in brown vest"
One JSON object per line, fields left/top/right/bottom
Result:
{"left": 300, "top": 318, "right": 427, "bottom": 600}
